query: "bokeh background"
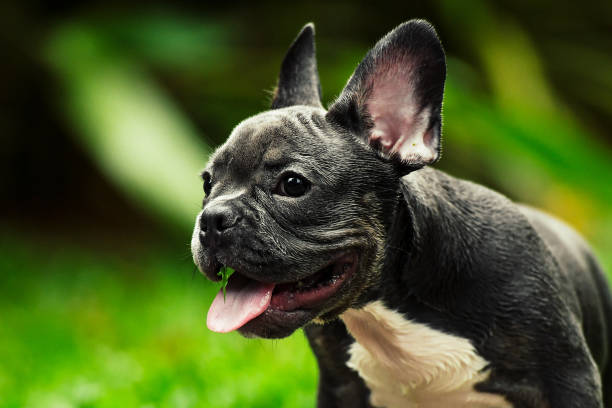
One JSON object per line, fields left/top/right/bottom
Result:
{"left": 1, "top": 1, "right": 611, "bottom": 407}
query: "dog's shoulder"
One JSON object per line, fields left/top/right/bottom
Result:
{"left": 518, "top": 204, "right": 612, "bottom": 370}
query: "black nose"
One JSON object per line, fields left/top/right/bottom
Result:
{"left": 199, "top": 205, "right": 240, "bottom": 246}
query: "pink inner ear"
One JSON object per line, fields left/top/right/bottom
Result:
{"left": 367, "top": 67, "right": 437, "bottom": 165}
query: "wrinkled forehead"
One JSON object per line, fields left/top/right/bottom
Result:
{"left": 208, "top": 106, "right": 331, "bottom": 176}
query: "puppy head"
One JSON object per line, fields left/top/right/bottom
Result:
{"left": 191, "top": 21, "right": 446, "bottom": 338}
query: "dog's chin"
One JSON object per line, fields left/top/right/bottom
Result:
{"left": 237, "top": 308, "right": 316, "bottom": 338}
{"left": 207, "top": 251, "right": 360, "bottom": 339}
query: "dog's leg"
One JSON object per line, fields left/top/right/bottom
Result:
{"left": 304, "top": 320, "right": 373, "bottom": 408}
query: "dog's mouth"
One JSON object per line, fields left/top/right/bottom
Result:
{"left": 206, "top": 252, "right": 357, "bottom": 333}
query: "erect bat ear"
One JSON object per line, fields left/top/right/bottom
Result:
{"left": 271, "top": 23, "right": 323, "bottom": 109}
{"left": 327, "top": 20, "right": 446, "bottom": 170}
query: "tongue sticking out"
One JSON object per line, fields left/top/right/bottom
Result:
{"left": 207, "top": 274, "right": 275, "bottom": 333}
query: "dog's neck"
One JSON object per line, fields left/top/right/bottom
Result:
{"left": 378, "top": 168, "right": 533, "bottom": 320}
{"left": 381, "top": 168, "right": 480, "bottom": 304}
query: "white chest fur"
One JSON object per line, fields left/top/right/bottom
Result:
{"left": 340, "top": 301, "right": 512, "bottom": 408}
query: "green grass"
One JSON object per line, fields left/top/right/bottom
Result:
{"left": 0, "top": 235, "right": 317, "bottom": 408}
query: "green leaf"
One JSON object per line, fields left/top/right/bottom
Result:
{"left": 217, "top": 267, "right": 235, "bottom": 301}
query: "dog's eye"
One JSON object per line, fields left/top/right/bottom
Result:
{"left": 202, "top": 172, "right": 212, "bottom": 197}
{"left": 276, "top": 173, "right": 310, "bottom": 197}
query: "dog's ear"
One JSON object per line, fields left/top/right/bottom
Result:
{"left": 327, "top": 20, "right": 446, "bottom": 170}
{"left": 271, "top": 23, "right": 323, "bottom": 109}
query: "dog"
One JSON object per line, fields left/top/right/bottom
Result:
{"left": 191, "top": 20, "right": 612, "bottom": 407}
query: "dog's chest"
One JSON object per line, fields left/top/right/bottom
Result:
{"left": 340, "top": 301, "right": 511, "bottom": 408}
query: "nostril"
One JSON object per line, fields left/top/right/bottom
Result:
{"left": 213, "top": 214, "right": 226, "bottom": 232}
{"left": 215, "top": 214, "right": 240, "bottom": 232}
{"left": 202, "top": 206, "right": 241, "bottom": 234}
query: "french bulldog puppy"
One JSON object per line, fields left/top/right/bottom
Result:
{"left": 191, "top": 20, "right": 612, "bottom": 408}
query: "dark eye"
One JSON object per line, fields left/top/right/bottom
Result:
{"left": 202, "top": 172, "right": 212, "bottom": 197}
{"left": 276, "top": 173, "right": 310, "bottom": 197}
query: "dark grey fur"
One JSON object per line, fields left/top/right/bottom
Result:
{"left": 191, "top": 20, "right": 612, "bottom": 407}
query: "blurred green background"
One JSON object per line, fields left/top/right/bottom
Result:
{"left": 1, "top": 1, "right": 611, "bottom": 407}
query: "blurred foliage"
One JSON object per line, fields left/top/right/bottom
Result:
{"left": 0, "top": 235, "right": 317, "bottom": 408}
{"left": 46, "top": 21, "right": 212, "bottom": 230}
{"left": 1, "top": 1, "right": 612, "bottom": 407}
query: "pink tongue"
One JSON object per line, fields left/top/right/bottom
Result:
{"left": 206, "top": 275, "right": 275, "bottom": 333}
